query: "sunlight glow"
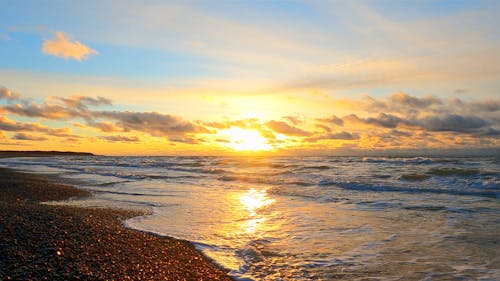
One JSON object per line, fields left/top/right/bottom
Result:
{"left": 241, "top": 217, "right": 266, "bottom": 234}
{"left": 238, "top": 188, "right": 276, "bottom": 234}
{"left": 240, "top": 188, "right": 275, "bottom": 217}
{"left": 218, "top": 127, "right": 272, "bottom": 151}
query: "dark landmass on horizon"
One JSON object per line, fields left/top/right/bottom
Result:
{"left": 0, "top": 168, "right": 232, "bottom": 280}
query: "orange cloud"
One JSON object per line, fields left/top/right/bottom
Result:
{"left": 1, "top": 85, "right": 499, "bottom": 153}
{"left": 266, "top": 120, "right": 312, "bottom": 137}
{"left": 0, "top": 116, "right": 74, "bottom": 138}
{"left": 42, "top": 32, "right": 98, "bottom": 61}
{"left": 100, "top": 135, "right": 140, "bottom": 142}
{"left": 12, "top": 133, "right": 48, "bottom": 141}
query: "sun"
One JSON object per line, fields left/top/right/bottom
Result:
{"left": 218, "top": 126, "right": 272, "bottom": 151}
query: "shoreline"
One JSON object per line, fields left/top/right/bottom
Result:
{"left": 0, "top": 167, "right": 233, "bottom": 280}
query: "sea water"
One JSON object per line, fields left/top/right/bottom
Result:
{"left": 1, "top": 155, "right": 499, "bottom": 280}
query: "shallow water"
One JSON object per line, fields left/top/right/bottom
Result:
{"left": 1, "top": 155, "right": 499, "bottom": 280}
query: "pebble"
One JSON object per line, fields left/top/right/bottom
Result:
{"left": 0, "top": 168, "right": 233, "bottom": 281}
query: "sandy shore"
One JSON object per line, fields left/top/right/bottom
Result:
{"left": 0, "top": 167, "right": 233, "bottom": 280}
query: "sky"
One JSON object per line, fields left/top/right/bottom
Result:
{"left": 0, "top": 0, "right": 499, "bottom": 155}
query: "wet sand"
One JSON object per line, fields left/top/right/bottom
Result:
{"left": 0, "top": 167, "right": 233, "bottom": 280}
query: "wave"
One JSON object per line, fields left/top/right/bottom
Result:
{"left": 481, "top": 171, "right": 500, "bottom": 177}
{"left": 290, "top": 181, "right": 314, "bottom": 187}
{"left": 295, "top": 165, "right": 331, "bottom": 171}
{"left": 318, "top": 180, "right": 499, "bottom": 198}
{"left": 269, "top": 163, "right": 300, "bottom": 169}
{"left": 355, "top": 201, "right": 481, "bottom": 214}
{"left": 86, "top": 189, "right": 173, "bottom": 197}
{"left": 361, "top": 157, "right": 457, "bottom": 165}
{"left": 429, "top": 167, "right": 480, "bottom": 177}
{"left": 94, "top": 180, "right": 132, "bottom": 187}
{"left": 217, "top": 175, "right": 300, "bottom": 186}
{"left": 399, "top": 173, "right": 431, "bottom": 181}
{"left": 218, "top": 175, "right": 238, "bottom": 182}
{"left": 400, "top": 167, "right": 493, "bottom": 182}
{"left": 146, "top": 175, "right": 202, "bottom": 180}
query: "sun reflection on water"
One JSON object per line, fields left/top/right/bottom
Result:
{"left": 241, "top": 217, "right": 267, "bottom": 234}
{"left": 240, "top": 188, "right": 275, "bottom": 216}
{"left": 239, "top": 188, "right": 275, "bottom": 234}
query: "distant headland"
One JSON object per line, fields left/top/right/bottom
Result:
{"left": 0, "top": 150, "right": 94, "bottom": 158}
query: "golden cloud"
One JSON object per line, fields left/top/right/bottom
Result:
{"left": 42, "top": 32, "right": 98, "bottom": 61}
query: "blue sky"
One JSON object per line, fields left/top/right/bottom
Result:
{"left": 2, "top": 0, "right": 498, "bottom": 84}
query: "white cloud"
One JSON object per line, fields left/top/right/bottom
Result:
{"left": 42, "top": 32, "right": 98, "bottom": 61}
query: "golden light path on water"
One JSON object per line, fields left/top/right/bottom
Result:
{"left": 201, "top": 186, "right": 280, "bottom": 275}
{"left": 239, "top": 188, "right": 276, "bottom": 234}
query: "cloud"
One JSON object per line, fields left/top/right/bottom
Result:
{"left": 101, "top": 135, "right": 140, "bottom": 142}
{"left": 478, "top": 128, "right": 500, "bottom": 137}
{"left": 306, "top": 131, "right": 359, "bottom": 142}
{"left": 354, "top": 93, "right": 443, "bottom": 117}
{"left": 389, "top": 92, "right": 442, "bottom": 109}
{"left": 12, "top": 133, "right": 48, "bottom": 141}
{"left": 282, "top": 116, "right": 302, "bottom": 125}
{"left": 0, "top": 116, "right": 74, "bottom": 137}
{"left": 315, "top": 124, "right": 332, "bottom": 133}
{"left": 0, "top": 88, "right": 111, "bottom": 120}
{"left": 1, "top": 86, "right": 498, "bottom": 151}
{"left": 342, "top": 112, "right": 493, "bottom": 136}
{"left": 419, "top": 114, "right": 488, "bottom": 133}
{"left": 342, "top": 93, "right": 499, "bottom": 119}
{"left": 0, "top": 86, "right": 21, "bottom": 101}
{"left": 389, "top": 129, "right": 412, "bottom": 137}
{"left": 204, "top": 118, "right": 263, "bottom": 131}
{"left": 54, "top": 95, "right": 112, "bottom": 109}
{"left": 87, "top": 121, "right": 121, "bottom": 132}
{"left": 316, "top": 115, "right": 344, "bottom": 126}
{"left": 0, "top": 86, "right": 209, "bottom": 139}
{"left": 272, "top": 2, "right": 500, "bottom": 95}
{"left": 94, "top": 111, "right": 209, "bottom": 137}
{"left": 324, "top": 131, "right": 359, "bottom": 140}
{"left": 203, "top": 118, "right": 278, "bottom": 140}
{"left": 42, "top": 32, "right": 98, "bottom": 61}
{"left": 266, "top": 120, "right": 312, "bottom": 136}
{"left": 467, "top": 99, "right": 500, "bottom": 113}
{"left": 328, "top": 93, "right": 499, "bottom": 133}
{"left": 169, "top": 136, "right": 202, "bottom": 144}
{"left": 364, "top": 113, "right": 411, "bottom": 128}
{"left": 2, "top": 103, "right": 83, "bottom": 120}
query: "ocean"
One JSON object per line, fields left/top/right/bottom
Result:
{"left": 1, "top": 155, "right": 499, "bottom": 280}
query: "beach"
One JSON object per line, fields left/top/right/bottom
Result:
{"left": 0, "top": 167, "right": 232, "bottom": 280}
